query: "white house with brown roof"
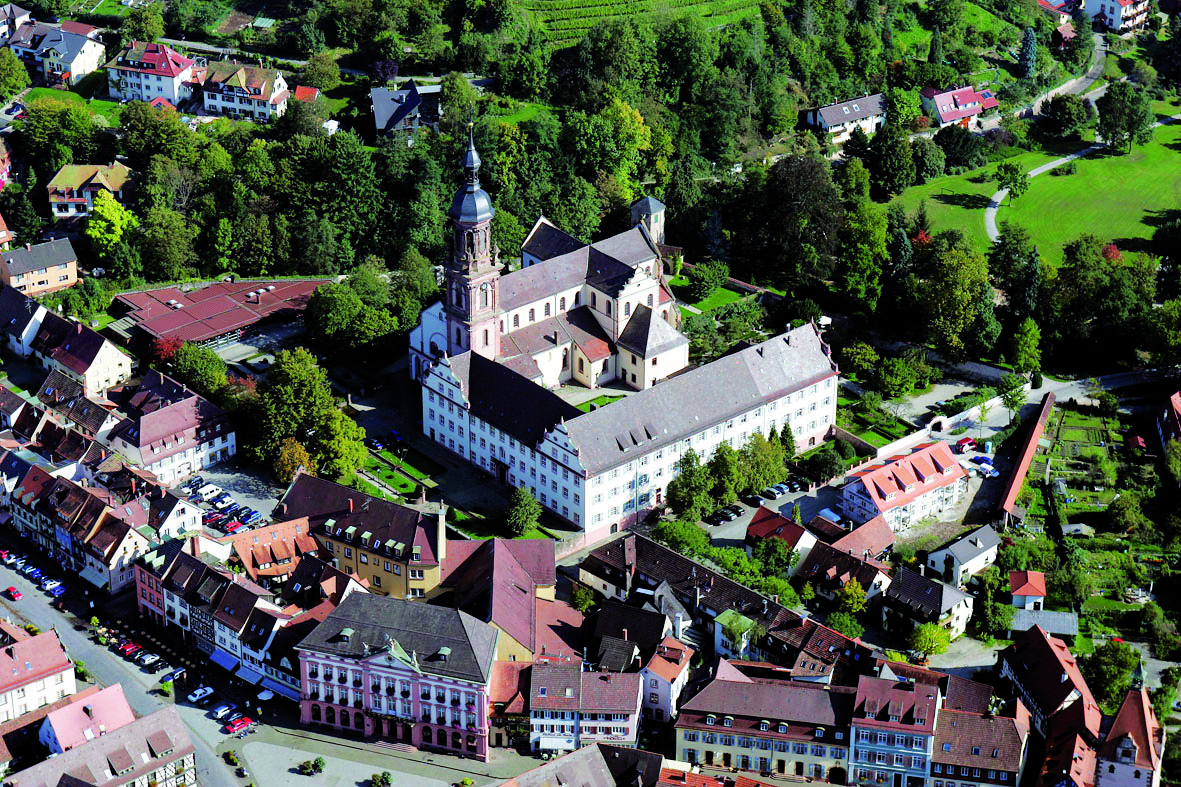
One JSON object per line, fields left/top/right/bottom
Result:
{"left": 997, "top": 626, "right": 1100, "bottom": 737}
{"left": 47, "top": 162, "right": 132, "bottom": 220}
{"left": 806, "top": 94, "right": 887, "bottom": 146}
{"left": 21, "top": 308, "right": 132, "bottom": 397}
{"left": 0, "top": 629, "right": 76, "bottom": 723}
{"left": 199, "top": 61, "right": 289, "bottom": 120}
{"left": 1009, "top": 571, "right": 1046, "bottom": 610}
{"left": 639, "top": 635, "right": 693, "bottom": 723}
{"left": 528, "top": 661, "right": 642, "bottom": 755}
{"left": 841, "top": 442, "right": 968, "bottom": 531}
{"left": 925, "top": 525, "right": 1000, "bottom": 587}
{"left": 0, "top": 4, "right": 30, "bottom": 41}
{"left": 1097, "top": 688, "right": 1164, "bottom": 787}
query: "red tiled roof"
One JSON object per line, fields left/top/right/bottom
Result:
{"left": 644, "top": 635, "right": 694, "bottom": 683}
{"left": 580, "top": 671, "right": 641, "bottom": 713}
{"left": 220, "top": 517, "right": 319, "bottom": 581}
{"left": 293, "top": 85, "right": 320, "bottom": 102}
{"left": 745, "top": 506, "right": 809, "bottom": 549}
{"left": 849, "top": 442, "right": 966, "bottom": 515}
{"left": 854, "top": 675, "right": 938, "bottom": 733}
{"left": 934, "top": 708, "right": 1029, "bottom": 773}
{"left": 1098, "top": 688, "right": 1162, "bottom": 769}
{"left": 44, "top": 684, "right": 136, "bottom": 751}
{"left": 1010, "top": 570, "right": 1047, "bottom": 597}
{"left": 0, "top": 630, "right": 71, "bottom": 694}
{"left": 534, "top": 598, "right": 585, "bottom": 664}
{"left": 489, "top": 661, "right": 532, "bottom": 715}
{"left": 923, "top": 86, "right": 1000, "bottom": 124}
{"left": 1002, "top": 626, "right": 1100, "bottom": 736}
{"left": 831, "top": 515, "right": 895, "bottom": 557}
{"left": 1001, "top": 393, "right": 1056, "bottom": 516}
{"left": 108, "top": 41, "right": 193, "bottom": 78}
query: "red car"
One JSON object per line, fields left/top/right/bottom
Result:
{"left": 5, "top": 587, "right": 20, "bottom": 601}
{"left": 0, "top": 550, "right": 9, "bottom": 560}
{"left": 117, "top": 641, "right": 140, "bottom": 654}
{"left": 123, "top": 644, "right": 143, "bottom": 657}
{"left": 224, "top": 717, "right": 253, "bottom": 733}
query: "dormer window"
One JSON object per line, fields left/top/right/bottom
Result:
{"left": 815, "top": 728, "right": 824, "bottom": 737}
{"left": 723, "top": 717, "right": 733, "bottom": 727}
{"left": 538, "top": 687, "right": 547, "bottom": 697}
{"left": 706, "top": 715, "right": 716, "bottom": 726}
{"left": 943, "top": 744, "right": 952, "bottom": 752}
{"left": 972, "top": 747, "right": 981, "bottom": 756}
{"left": 759, "top": 721, "right": 769, "bottom": 731}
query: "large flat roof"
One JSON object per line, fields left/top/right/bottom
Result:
{"left": 114, "top": 279, "right": 331, "bottom": 343}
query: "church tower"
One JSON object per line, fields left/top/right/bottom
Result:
{"left": 443, "top": 125, "right": 501, "bottom": 359}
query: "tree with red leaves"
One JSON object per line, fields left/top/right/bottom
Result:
{"left": 1102, "top": 243, "right": 1122, "bottom": 261}
{"left": 152, "top": 336, "right": 184, "bottom": 363}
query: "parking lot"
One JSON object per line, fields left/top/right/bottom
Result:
{"left": 172, "top": 464, "right": 286, "bottom": 536}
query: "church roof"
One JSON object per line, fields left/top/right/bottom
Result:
{"left": 448, "top": 130, "right": 494, "bottom": 226}
{"left": 617, "top": 305, "right": 687, "bottom": 358}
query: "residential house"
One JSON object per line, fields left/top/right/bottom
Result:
{"left": 0, "top": 239, "right": 76, "bottom": 297}
{"left": 297, "top": 594, "right": 499, "bottom": 760}
{"left": 829, "top": 516, "right": 897, "bottom": 560}
{"left": 135, "top": 538, "right": 189, "bottom": 628}
{"left": 1010, "top": 571, "right": 1046, "bottom": 610}
{"left": 528, "top": 661, "right": 643, "bottom": 754}
{"left": 278, "top": 472, "right": 446, "bottom": 598}
{"left": 200, "top": 61, "right": 289, "bottom": 120}
{"left": 430, "top": 538, "right": 561, "bottom": 662}
{"left": 6, "top": 706, "right": 195, "bottom": 787}
{"left": 503, "top": 743, "right": 664, "bottom": 787}
{"left": 0, "top": 214, "right": 12, "bottom": 250}
{"left": 489, "top": 660, "right": 533, "bottom": 749}
{"left": 881, "top": 567, "right": 974, "bottom": 641}
{"left": 0, "top": 686, "right": 102, "bottom": 777}
{"left": 38, "top": 684, "right": 136, "bottom": 754}
{"left": 293, "top": 85, "right": 321, "bottom": 103}
{"left": 82, "top": 509, "right": 152, "bottom": 591}
{"left": 1096, "top": 689, "right": 1164, "bottom": 787}
{"left": 806, "top": 94, "right": 887, "bottom": 146}
{"left": 1051, "top": 21, "right": 1077, "bottom": 49}
{"left": 1037, "top": 0, "right": 1074, "bottom": 24}
{"left": 874, "top": 660, "right": 994, "bottom": 715}
{"left": 592, "top": 600, "right": 669, "bottom": 672}
{"left": 0, "top": 389, "right": 28, "bottom": 431}
{"left": 0, "top": 629, "right": 76, "bottom": 723}
{"left": 0, "top": 4, "right": 30, "bottom": 41}
{"left": 1086, "top": 0, "right": 1149, "bottom": 31}
{"left": 46, "top": 162, "right": 132, "bottom": 220}
{"left": 579, "top": 533, "right": 869, "bottom": 685}
{"left": 0, "top": 450, "right": 33, "bottom": 508}
{"left": 220, "top": 517, "right": 321, "bottom": 588}
{"left": 932, "top": 708, "right": 1031, "bottom": 787}
{"left": 31, "top": 315, "right": 132, "bottom": 398}
{"left": 8, "top": 21, "right": 104, "bottom": 85}
{"left": 372, "top": 80, "right": 423, "bottom": 139}
{"left": 106, "top": 41, "right": 196, "bottom": 105}
{"left": 212, "top": 576, "right": 283, "bottom": 684}
{"left": 841, "top": 443, "right": 969, "bottom": 531}
{"left": 676, "top": 661, "right": 854, "bottom": 777}
{"left": 744, "top": 507, "right": 818, "bottom": 572}
{"left": 795, "top": 541, "right": 892, "bottom": 602}
{"left": 0, "top": 284, "right": 46, "bottom": 358}
{"left": 0, "top": 139, "right": 12, "bottom": 193}
{"left": 640, "top": 636, "right": 693, "bottom": 723}
{"left": 925, "top": 525, "right": 1000, "bottom": 587}
{"left": 997, "top": 625, "right": 1100, "bottom": 737}
{"left": 1040, "top": 699, "right": 1099, "bottom": 787}
{"left": 921, "top": 86, "right": 1000, "bottom": 128}
{"left": 850, "top": 675, "right": 940, "bottom": 787}
{"left": 35, "top": 370, "right": 121, "bottom": 440}
{"left": 107, "top": 370, "right": 236, "bottom": 483}
{"left": 1155, "top": 392, "right": 1181, "bottom": 452}
{"left": 108, "top": 487, "right": 202, "bottom": 542}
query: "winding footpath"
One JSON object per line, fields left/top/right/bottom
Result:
{"left": 984, "top": 110, "right": 1181, "bottom": 242}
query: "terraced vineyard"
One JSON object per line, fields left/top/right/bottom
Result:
{"left": 517, "top": 0, "right": 762, "bottom": 48}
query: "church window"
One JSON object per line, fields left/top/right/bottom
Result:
{"left": 545, "top": 303, "right": 551, "bottom": 317}
{"left": 513, "top": 315, "right": 519, "bottom": 328}
{"left": 455, "top": 328, "right": 462, "bottom": 345}
{"left": 647, "top": 294, "right": 654, "bottom": 307}
{"left": 483, "top": 330, "right": 489, "bottom": 347}
{"left": 529, "top": 309, "right": 535, "bottom": 323}
{"left": 624, "top": 303, "right": 631, "bottom": 317}
{"left": 480, "top": 282, "right": 489, "bottom": 308}
{"left": 560, "top": 297, "right": 566, "bottom": 311}
{"left": 574, "top": 292, "right": 581, "bottom": 306}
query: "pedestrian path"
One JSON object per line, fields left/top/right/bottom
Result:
{"left": 983, "top": 112, "right": 1181, "bottom": 243}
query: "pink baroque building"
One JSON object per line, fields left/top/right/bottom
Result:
{"left": 296, "top": 593, "right": 498, "bottom": 761}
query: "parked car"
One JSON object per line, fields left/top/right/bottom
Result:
{"left": 162, "top": 668, "right": 187, "bottom": 684}
{"left": 955, "top": 437, "right": 977, "bottom": 453}
{"left": 761, "top": 486, "right": 784, "bottom": 500}
{"left": 50, "top": 585, "right": 66, "bottom": 598}
{"left": 137, "top": 652, "right": 160, "bottom": 667}
{"left": 187, "top": 686, "right": 214, "bottom": 703}
{"left": 26, "top": 567, "right": 42, "bottom": 580}
{"left": 970, "top": 455, "right": 994, "bottom": 466}
{"left": 223, "top": 520, "right": 244, "bottom": 534}
{"left": 243, "top": 510, "right": 263, "bottom": 525}
{"left": 117, "top": 640, "right": 140, "bottom": 654}
{"left": 152, "top": 660, "right": 171, "bottom": 674}
{"left": 2, "top": 553, "right": 19, "bottom": 565}
{"left": 5, "top": 587, "right": 21, "bottom": 601}
{"left": 123, "top": 644, "right": 143, "bottom": 657}
{"left": 224, "top": 717, "right": 253, "bottom": 734}
{"left": 214, "top": 497, "right": 237, "bottom": 511}
{"left": 20, "top": 563, "right": 38, "bottom": 575}
{"left": 726, "top": 504, "right": 744, "bottom": 517}
{"left": 221, "top": 503, "right": 242, "bottom": 518}
{"left": 203, "top": 512, "right": 225, "bottom": 524}
{"left": 714, "top": 507, "right": 739, "bottom": 523}
{"left": 741, "top": 493, "right": 763, "bottom": 507}
{"left": 212, "top": 703, "right": 238, "bottom": 720}
{"left": 41, "top": 579, "right": 60, "bottom": 591}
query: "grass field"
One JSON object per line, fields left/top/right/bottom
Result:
{"left": 88, "top": 0, "right": 132, "bottom": 15}
{"left": 1002, "top": 121, "right": 1181, "bottom": 266}
{"left": 576, "top": 394, "right": 625, "bottom": 412}
{"left": 668, "top": 276, "right": 745, "bottom": 312}
{"left": 891, "top": 148, "right": 1060, "bottom": 256}
{"left": 517, "top": 0, "right": 763, "bottom": 48}
{"left": 25, "top": 88, "right": 123, "bottom": 125}
{"left": 893, "top": 1, "right": 1016, "bottom": 57}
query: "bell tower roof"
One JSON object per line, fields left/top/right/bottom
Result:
{"left": 448, "top": 123, "right": 495, "bottom": 226}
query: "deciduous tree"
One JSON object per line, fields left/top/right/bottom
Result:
{"left": 0, "top": 49, "right": 29, "bottom": 102}
{"left": 1097, "top": 81, "right": 1155, "bottom": 152}
{"left": 123, "top": 2, "right": 164, "bottom": 41}
{"left": 273, "top": 438, "right": 313, "bottom": 483}
{"left": 995, "top": 161, "right": 1030, "bottom": 206}
{"left": 909, "top": 623, "right": 951, "bottom": 660}
{"left": 302, "top": 52, "right": 342, "bottom": 91}
{"left": 839, "top": 200, "right": 889, "bottom": 311}
{"left": 171, "top": 342, "right": 228, "bottom": 396}
{"left": 86, "top": 190, "right": 139, "bottom": 262}
{"left": 667, "top": 449, "right": 713, "bottom": 522}
{"left": 1012, "top": 318, "right": 1041, "bottom": 373}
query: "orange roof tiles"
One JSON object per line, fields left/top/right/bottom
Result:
{"left": 1010, "top": 569, "right": 1047, "bottom": 597}
{"left": 849, "top": 442, "right": 966, "bottom": 514}
{"left": 1099, "top": 688, "right": 1162, "bottom": 770}
{"left": 644, "top": 635, "right": 694, "bottom": 683}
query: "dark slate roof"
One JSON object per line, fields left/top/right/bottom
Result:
{"left": 0, "top": 238, "right": 76, "bottom": 276}
{"left": 630, "top": 196, "right": 665, "bottom": 214}
{"left": 445, "top": 352, "right": 581, "bottom": 447}
{"left": 596, "top": 635, "right": 639, "bottom": 672}
{"left": 815, "top": 93, "right": 886, "bottom": 127}
{"left": 885, "top": 567, "right": 972, "bottom": 620}
{"left": 0, "top": 387, "right": 25, "bottom": 416}
{"left": 565, "top": 324, "right": 837, "bottom": 475}
{"left": 0, "top": 285, "right": 38, "bottom": 339}
{"left": 616, "top": 305, "right": 688, "bottom": 358}
{"left": 680, "top": 675, "right": 856, "bottom": 727}
{"left": 935, "top": 524, "right": 1001, "bottom": 565}
{"left": 521, "top": 218, "right": 584, "bottom": 262}
{"left": 0, "top": 450, "right": 32, "bottom": 487}
{"left": 434, "top": 539, "right": 539, "bottom": 653}
{"left": 297, "top": 593, "right": 498, "bottom": 684}
{"left": 36, "top": 370, "right": 112, "bottom": 434}
{"left": 796, "top": 541, "right": 889, "bottom": 594}
{"left": 508, "top": 743, "right": 664, "bottom": 787}
{"left": 31, "top": 312, "right": 106, "bottom": 375}
{"left": 371, "top": 81, "right": 421, "bottom": 133}
{"left": 593, "top": 599, "right": 667, "bottom": 655}
{"left": 590, "top": 225, "right": 660, "bottom": 268}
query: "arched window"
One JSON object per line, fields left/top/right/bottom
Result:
{"left": 500, "top": 321, "right": 504, "bottom": 332}
{"left": 560, "top": 297, "right": 566, "bottom": 311}
{"left": 624, "top": 303, "right": 631, "bottom": 317}
{"left": 341, "top": 711, "right": 351, "bottom": 728}
{"left": 591, "top": 293, "right": 597, "bottom": 308}
{"left": 647, "top": 294, "right": 654, "bottom": 307}
{"left": 1135, "top": 772, "right": 1141, "bottom": 779}
{"left": 483, "top": 329, "right": 489, "bottom": 347}
{"left": 311, "top": 705, "right": 321, "bottom": 722}
{"left": 455, "top": 328, "right": 462, "bottom": 345}
{"left": 545, "top": 303, "right": 551, "bottom": 317}
{"left": 528, "top": 309, "right": 535, "bottom": 322}
{"left": 480, "top": 282, "right": 489, "bottom": 308}
{"left": 574, "top": 292, "right": 581, "bottom": 305}
{"left": 578, "top": 358, "right": 585, "bottom": 373}
{"left": 662, "top": 309, "right": 669, "bottom": 321}
{"left": 422, "top": 727, "right": 433, "bottom": 744}
{"left": 452, "top": 732, "right": 462, "bottom": 749}
{"left": 326, "top": 706, "right": 336, "bottom": 725}
{"left": 513, "top": 315, "right": 519, "bottom": 328}
{"left": 562, "top": 349, "right": 569, "bottom": 370}
{"left": 1109, "top": 767, "right": 1116, "bottom": 774}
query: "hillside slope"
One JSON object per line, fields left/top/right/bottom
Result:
{"left": 517, "top": 0, "right": 763, "bottom": 48}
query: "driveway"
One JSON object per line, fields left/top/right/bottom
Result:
{"left": 927, "top": 635, "right": 1002, "bottom": 677}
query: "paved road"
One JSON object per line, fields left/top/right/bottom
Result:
{"left": 985, "top": 111, "right": 1181, "bottom": 242}
{"left": 0, "top": 554, "right": 238, "bottom": 787}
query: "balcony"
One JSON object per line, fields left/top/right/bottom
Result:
{"left": 400, "top": 689, "right": 410, "bottom": 698}
{"left": 338, "top": 676, "right": 347, "bottom": 684}
{"left": 451, "top": 698, "right": 460, "bottom": 707}
{"left": 353, "top": 678, "right": 363, "bottom": 688}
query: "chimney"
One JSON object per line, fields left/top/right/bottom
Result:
{"left": 83, "top": 704, "right": 93, "bottom": 718}
{"left": 191, "top": 535, "right": 201, "bottom": 559}
{"left": 437, "top": 504, "right": 447, "bottom": 563}
{"left": 622, "top": 628, "right": 628, "bottom": 641}
{"left": 348, "top": 498, "right": 354, "bottom": 513}
{"left": 279, "top": 502, "right": 288, "bottom": 516}
{"left": 76, "top": 323, "right": 82, "bottom": 334}
{"left": 25, "top": 243, "right": 30, "bottom": 251}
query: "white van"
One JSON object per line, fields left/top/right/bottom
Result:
{"left": 196, "top": 484, "right": 222, "bottom": 501}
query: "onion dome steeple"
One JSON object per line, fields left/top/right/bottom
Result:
{"left": 448, "top": 123, "right": 495, "bottom": 226}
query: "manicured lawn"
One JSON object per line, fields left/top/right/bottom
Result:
{"left": 890, "top": 148, "right": 1060, "bottom": 258}
{"left": 576, "top": 394, "right": 624, "bottom": 413}
{"left": 25, "top": 88, "right": 123, "bottom": 125}
{"left": 448, "top": 509, "right": 549, "bottom": 540}
{"left": 669, "top": 275, "right": 746, "bottom": 311}
{"left": 1002, "top": 122, "right": 1181, "bottom": 266}
{"left": 88, "top": 0, "right": 131, "bottom": 15}
{"left": 487, "top": 101, "right": 556, "bottom": 125}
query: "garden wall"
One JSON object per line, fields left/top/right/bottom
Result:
{"left": 927, "top": 383, "right": 1033, "bottom": 433}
